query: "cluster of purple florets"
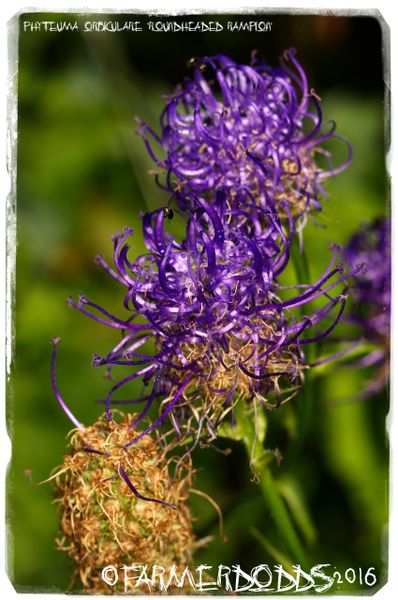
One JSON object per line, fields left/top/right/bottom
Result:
{"left": 343, "top": 219, "right": 390, "bottom": 344}
{"left": 52, "top": 50, "right": 388, "bottom": 448}
{"left": 138, "top": 50, "right": 351, "bottom": 226}
{"left": 341, "top": 219, "right": 390, "bottom": 395}
{"left": 67, "top": 189, "right": 358, "bottom": 444}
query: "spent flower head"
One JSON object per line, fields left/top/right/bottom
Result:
{"left": 138, "top": 49, "right": 351, "bottom": 226}
{"left": 51, "top": 410, "right": 194, "bottom": 593}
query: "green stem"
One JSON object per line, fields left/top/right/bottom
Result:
{"left": 257, "top": 468, "right": 308, "bottom": 568}
{"left": 290, "top": 236, "right": 311, "bottom": 286}
{"left": 235, "top": 403, "right": 309, "bottom": 569}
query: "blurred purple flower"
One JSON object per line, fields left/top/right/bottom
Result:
{"left": 344, "top": 218, "right": 390, "bottom": 343}
{"left": 67, "top": 193, "right": 361, "bottom": 446}
{"left": 342, "top": 218, "right": 390, "bottom": 394}
{"left": 138, "top": 50, "right": 351, "bottom": 225}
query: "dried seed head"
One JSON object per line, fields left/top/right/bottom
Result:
{"left": 52, "top": 412, "right": 195, "bottom": 593}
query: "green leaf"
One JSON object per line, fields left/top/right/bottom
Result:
{"left": 277, "top": 476, "right": 317, "bottom": 547}
{"left": 250, "top": 527, "right": 294, "bottom": 573}
{"left": 218, "top": 401, "right": 267, "bottom": 451}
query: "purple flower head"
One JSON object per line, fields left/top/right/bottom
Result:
{"left": 343, "top": 218, "right": 390, "bottom": 344}
{"left": 138, "top": 50, "right": 351, "bottom": 224}
{"left": 68, "top": 192, "right": 361, "bottom": 447}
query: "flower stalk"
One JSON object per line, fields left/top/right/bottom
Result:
{"left": 233, "top": 401, "right": 309, "bottom": 569}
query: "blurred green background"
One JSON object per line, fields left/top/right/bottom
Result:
{"left": 10, "top": 11, "right": 389, "bottom": 593}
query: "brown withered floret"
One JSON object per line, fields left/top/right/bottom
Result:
{"left": 51, "top": 413, "right": 195, "bottom": 594}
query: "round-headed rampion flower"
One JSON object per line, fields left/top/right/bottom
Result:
{"left": 137, "top": 50, "right": 351, "bottom": 226}
{"left": 68, "top": 194, "right": 362, "bottom": 447}
{"left": 343, "top": 218, "right": 390, "bottom": 342}
{"left": 342, "top": 218, "right": 390, "bottom": 394}
{"left": 51, "top": 411, "right": 194, "bottom": 594}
